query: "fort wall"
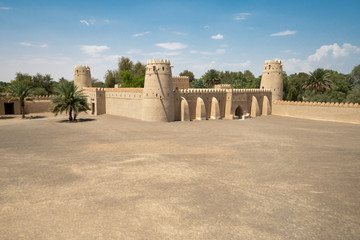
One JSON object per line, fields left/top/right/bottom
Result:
{"left": 24, "top": 99, "right": 52, "bottom": 114}
{"left": 172, "top": 76, "right": 189, "bottom": 89}
{"left": 260, "top": 60, "right": 283, "bottom": 101}
{"left": 273, "top": 101, "right": 360, "bottom": 124}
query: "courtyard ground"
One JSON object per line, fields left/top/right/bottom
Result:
{"left": 0, "top": 113, "right": 359, "bottom": 239}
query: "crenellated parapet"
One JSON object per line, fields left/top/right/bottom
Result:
{"left": 74, "top": 65, "right": 92, "bottom": 89}
{"left": 274, "top": 100, "right": 360, "bottom": 108}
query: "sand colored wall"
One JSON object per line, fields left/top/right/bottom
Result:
{"left": 24, "top": 99, "right": 52, "bottom": 113}
{"left": 273, "top": 101, "right": 360, "bottom": 124}
{"left": 105, "top": 88, "right": 143, "bottom": 120}
{"left": 0, "top": 100, "right": 21, "bottom": 115}
{"left": 74, "top": 65, "right": 92, "bottom": 89}
{"left": 172, "top": 76, "right": 189, "bottom": 89}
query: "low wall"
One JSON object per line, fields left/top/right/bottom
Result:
{"left": 273, "top": 101, "right": 360, "bottom": 124}
{"left": 25, "top": 100, "right": 52, "bottom": 114}
{"left": 105, "top": 90, "right": 143, "bottom": 120}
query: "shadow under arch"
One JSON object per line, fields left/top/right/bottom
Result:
{"left": 234, "top": 105, "right": 243, "bottom": 119}
{"left": 196, "top": 97, "right": 206, "bottom": 120}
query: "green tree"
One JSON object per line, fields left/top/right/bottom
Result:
{"left": 92, "top": 78, "right": 105, "bottom": 88}
{"left": 351, "top": 64, "right": 360, "bottom": 84}
{"left": 0, "top": 81, "right": 10, "bottom": 93}
{"left": 8, "top": 82, "right": 33, "bottom": 119}
{"left": 190, "top": 79, "right": 207, "bottom": 88}
{"left": 346, "top": 84, "right": 360, "bottom": 103}
{"left": 118, "top": 57, "right": 133, "bottom": 72}
{"left": 284, "top": 72, "right": 308, "bottom": 101}
{"left": 104, "top": 70, "right": 120, "bottom": 88}
{"left": 50, "top": 81, "right": 90, "bottom": 121}
{"left": 303, "top": 68, "right": 332, "bottom": 95}
{"left": 133, "top": 61, "right": 146, "bottom": 79}
{"left": 180, "top": 70, "right": 195, "bottom": 82}
{"left": 202, "top": 69, "right": 220, "bottom": 87}
{"left": 32, "top": 73, "right": 53, "bottom": 95}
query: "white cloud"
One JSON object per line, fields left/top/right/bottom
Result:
{"left": 133, "top": 31, "right": 150, "bottom": 37}
{"left": 211, "top": 34, "right": 224, "bottom": 40}
{"left": 80, "top": 20, "right": 89, "bottom": 26}
{"left": 235, "top": 13, "right": 251, "bottom": 21}
{"left": 0, "top": 7, "right": 10, "bottom": 10}
{"left": 20, "top": 42, "right": 48, "bottom": 48}
{"left": 307, "top": 43, "right": 360, "bottom": 62}
{"left": 80, "top": 45, "right": 110, "bottom": 57}
{"left": 156, "top": 42, "right": 188, "bottom": 50}
{"left": 270, "top": 30, "right": 296, "bottom": 37}
{"left": 283, "top": 43, "right": 360, "bottom": 74}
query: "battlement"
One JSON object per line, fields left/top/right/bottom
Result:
{"left": 172, "top": 76, "right": 189, "bottom": 79}
{"left": 264, "top": 60, "right": 282, "bottom": 65}
{"left": 177, "top": 88, "right": 227, "bottom": 94}
{"left": 146, "top": 59, "right": 171, "bottom": 64}
{"left": 74, "top": 65, "right": 91, "bottom": 73}
{"left": 232, "top": 88, "right": 272, "bottom": 93}
{"left": 274, "top": 100, "right": 360, "bottom": 108}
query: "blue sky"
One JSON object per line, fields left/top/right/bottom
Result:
{"left": 0, "top": 0, "right": 359, "bottom": 82}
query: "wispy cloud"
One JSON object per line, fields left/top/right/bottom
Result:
{"left": 127, "top": 49, "right": 143, "bottom": 54}
{"left": 190, "top": 49, "right": 225, "bottom": 55}
{"left": 80, "top": 45, "right": 109, "bottom": 57}
{"left": 80, "top": 19, "right": 95, "bottom": 26}
{"left": 235, "top": 13, "right": 251, "bottom": 21}
{"left": 211, "top": 34, "right": 224, "bottom": 40}
{"left": 307, "top": 43, "right": 360, "bottom": 62}
{"left": 133, "top": 31, "right": 150, "bottom": 37}
{"left": 80, "top": 20, "right": 90, "bottom": 26}
{"left": 174, "top": 31, "right": 188, "bottom": 36}
{"left": 0, "top": 7, "right": 11, "bottom": 10}
{"left": 156, "top": 42, "right": 188, "bottom": 50}
{"left": 204, "top": 25, "right": 210, "bottom": 29}
{"left": 270, "top": 30, "right": 296, "bottom": 37}
{"left": 20, "top": 42, "right": 48, "bottom": 48}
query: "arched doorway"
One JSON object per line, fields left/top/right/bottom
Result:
{"left": 234, "top": 105, "right": 243, "bottom": 119}
{"left": 251, "top": 96, "right": 260, "bottom": 117}
{"left": 210, "top": 97, "right": 221, "bottom": 119}
{"left": 196, "top": 97, "right": 206, "bottom": 120}
{"left": 181, "top": 97, "right": 190, "bottom": 121}
{"left": 262, "top": 96, "right": 271, "bottom": 116}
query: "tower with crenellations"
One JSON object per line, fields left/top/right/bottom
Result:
{"left": 260, "top": 60, "right": 283, "bottom": 101}
{"left": 74, "top": 65, "right": 92, "bottom": 89}
{"left": 142, "top": 59, "right": 175, "bottom": 122}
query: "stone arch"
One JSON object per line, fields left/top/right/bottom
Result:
{"left": 234, "top": 105, "right": 243, "bottom": 119}
{"left": 250, "top": 96, "right": 260, "bottom": 117}
{"left": 262, "top": 96, "right": 271, "bottom": 116}
{"left": 181, "top": 97, "right": 190, "bottom": 121}
{"left": 210, "top": 97, "right": 221, "bottom": 120}
{"left": 196, "top": 97, "right": 206, "bottom": 120}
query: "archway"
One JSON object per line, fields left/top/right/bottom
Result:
{"left": 234, "top": 105, "right": 243, "bottom": 119}
{"left": 210, "top": 97, "right": 221, "bottom": 119}
{"left": 250, "top": 96, "right": 260, "bottom": 117}
{"left": 196, "top": 97, "right": 206, "bottom": 120}
{"left": 262, "top": 96, "right": 271, "bottom": 116}
{"left": 181, "top": 97, "right": 190, "bottom": 121}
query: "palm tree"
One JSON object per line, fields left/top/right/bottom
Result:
{"left": 303, "top": 68, "right": 332, "bottom": 95}
{"left": 50, "top": 81, "right": 90, "bottom": 121}
{"left": 203, "top": 69, "right": 221, "bottom": 87}
{"left": 8, "top": 82, "right": 33, "bottom": 119}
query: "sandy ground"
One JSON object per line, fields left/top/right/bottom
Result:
{"left": 0, "top": 113, "right": 359, "bottom": 239}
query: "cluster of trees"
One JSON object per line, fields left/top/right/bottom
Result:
{"left": 104, "top": 57, "right": 146, "bottom": 88}
{"left": 283, "top": 65, "right": 360, "bottom": 103}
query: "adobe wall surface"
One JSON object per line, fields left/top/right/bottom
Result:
{"left": 104, "top": 89, "right": 143, "bottom": 120}
{"left": 0, "top": 100, "right": 21, "bottom": 115}
{"left": 172, "top": 76, "right": 189, "bottom": 89}
{"left": 24, "top": 100, "right": 52, "bottom": 114}
{"left": 272, "top": 101, "right": 360, "bottom": 124}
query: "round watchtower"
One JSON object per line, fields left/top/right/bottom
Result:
{"left": 74, "top": 65, "right": 92, "bottom": 89}
{"left": 260, "top": 60, "right": 283, "bottom": 101}
{"left": 142, "top": 59, "right": 174, "bottom": 122}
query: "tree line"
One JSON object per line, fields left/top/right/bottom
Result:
{"left": 1, "top": 56, "right": 359, "bottom": 104}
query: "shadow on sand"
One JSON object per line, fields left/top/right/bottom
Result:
{"left": 58, "top": 118, "right": 96, "bottom": 123}
{"left": 25, "top": 115, "right": 47, "bottom": 119}
{"left": 0, "top": 116, "right": 15, "bottom": 120}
